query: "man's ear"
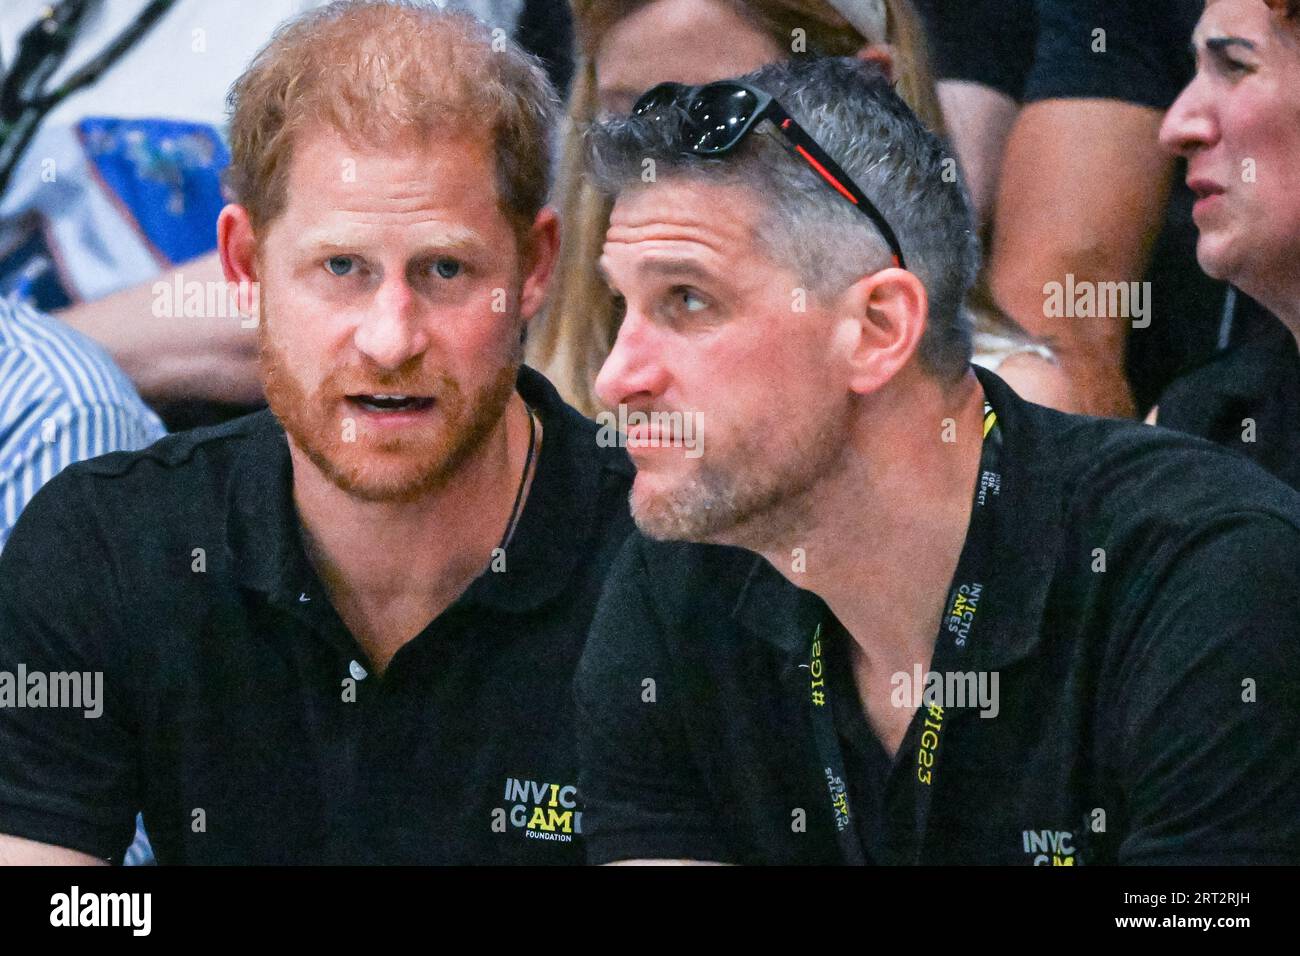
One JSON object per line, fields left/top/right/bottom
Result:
{"left": 836, "top": 266, "right": 928, "bottom": 396}
{"left": 217, "top": 203, "right": 260, "bottom": 315}
{"left": 855, "top": 43, "right": 895, "bottom": 82}
{"left": 518, "top": 206, "right": 561, "bottom": 324}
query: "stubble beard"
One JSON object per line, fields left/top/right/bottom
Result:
{"left": 258, "top": 301, "right": 521, "bottom": 505}
{"left": 630, "top": 408, "right": 848, "bottom": 553}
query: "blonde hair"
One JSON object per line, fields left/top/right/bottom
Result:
{"left": 528, "top": 0, "right": 947, "bottom": 416}
{"left": 226, "top": 0, "right": 560, "bottom": 239}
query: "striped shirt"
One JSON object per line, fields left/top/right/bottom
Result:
{"left": 0, "top": 297, "right": 165, "bottom": 554}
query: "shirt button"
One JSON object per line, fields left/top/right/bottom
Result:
{"left": 349, "top": 660, "right": 368, "bottom": 681}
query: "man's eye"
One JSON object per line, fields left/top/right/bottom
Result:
{"left": 431, "top": 257, "right": 462, "bottom": 280}
{"left": 325, "top": 256, "right": 356, "bottom": 277}
{"left": 679, "top": 288, "right": 708, "bottom": 313}
{"left": 1211, "top": 50, "right": 1253, "bottom": 75}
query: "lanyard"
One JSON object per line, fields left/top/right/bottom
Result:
{"left": 808, "top": 400, "right": 1003, "bottom": 865}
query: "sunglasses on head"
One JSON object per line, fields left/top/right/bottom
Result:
{"left": 631, "top": 79, "right": 907, "bottom": 270}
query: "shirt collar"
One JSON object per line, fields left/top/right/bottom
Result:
{"left": 459, "top": 365, "right": 630, "bottom": 612}
{"left": 732, "top": 365, "right": 1061, "bottom": 672}
{"left": 225, "top": 408, "right": 305, "bottom": 608}
{"left": 225, "top": 365, "right": 629, "bottom": 617}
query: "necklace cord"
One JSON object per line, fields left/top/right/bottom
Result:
{"left": 496, "top": 406, "right": 538, "bottom": 554}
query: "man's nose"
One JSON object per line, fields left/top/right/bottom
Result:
{"left": 352, "top": 277, "right": 429, "bottom": 370}
{"left": 1159, "top": 80, "right": 1216, "bottom": 157}
{"left": 594, "top": 308, "right": 668, "bottom": 411}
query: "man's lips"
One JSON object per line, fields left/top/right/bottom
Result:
{"left": 1187, "top": 177, "right": 1226, "bottom": 220}
{"left": 625, "top": 423, "right": 658, "bottom": 444}
{"left": 1187, "top": 176, "right": 1226, "bottom": 200}
{"left": 625, "top": 423, "right": 683, "bottom": 448}
{"left": 344, "top": 393, "right": 436, "bottom": 414}
{"left": 1190, "top": 176, "right": 1227, "bottom": 201}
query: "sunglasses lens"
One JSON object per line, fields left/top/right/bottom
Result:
{"left": 632, "top": 83, "right": 685, "bottom": 117}
{"left": 686, "top": 86, "right": 759, "bottom": 153}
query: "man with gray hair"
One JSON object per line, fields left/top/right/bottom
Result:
{"left": 575, "top": 56, "right": 1300, "bottom": 864}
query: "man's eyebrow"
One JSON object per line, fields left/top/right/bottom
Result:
{"left": 1201, "top": 35, "right": 1258, "bottom": 55}
{"left": 636, "top": 257, "right": 719, "bottom": 284}
{"left": 296, "top": 226, "right": 487, "bottom": 254}
{"left": 597, "top": 256, "right": 720, "bottom": 288}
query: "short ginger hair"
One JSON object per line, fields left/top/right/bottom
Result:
{"left": 225, "top": 0, "right": 560, "bottom": 239}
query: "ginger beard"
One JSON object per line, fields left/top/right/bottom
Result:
{"left": 630, "top": 398, "right": 849, "bottom": 551}
{"left": 257, "top": 290, "right": 521, "bottom": 505}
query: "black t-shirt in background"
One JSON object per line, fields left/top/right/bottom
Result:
{"left": 913, "top": 0, "right": 1037, "bottom": 102}
{"left": 920, "top": 0, "right": 1256, "bottom": 412}
{"left": 1158, "top": 311, "right": 1300, "bottom": 491}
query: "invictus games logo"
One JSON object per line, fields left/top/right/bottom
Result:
{"left": 1022, "top": 829, "right": 1081, "bottom": 865}
{"left": 946, "top": 583, "right": 983, "bottom": 647}
{"left": 500, "top": 777, "right": 583, "bottom": 843}
{"left": 824, "top": 767, "right": 850, "bottom": 832}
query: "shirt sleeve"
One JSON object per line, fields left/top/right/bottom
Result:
{"left": 912, "top": 0, "right": 1037, "bottom": 101}
{"left": 1113, "top": 512, "right": 1300, "bottom": 864}
{"left": 1, "top": 398, "right": 165, "bottom": 553}
{"left": 0, "top": 466, "right": 139, "bottom": 861}
{"left": 575, "top": 537, "right": 735, "bottom": 864}
{"left": 1024, "top": 0, "right": 1196, "bottom": 110}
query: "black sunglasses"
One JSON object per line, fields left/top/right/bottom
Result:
{"left": 632, "top": 80, "right": 906, "bottom": 270}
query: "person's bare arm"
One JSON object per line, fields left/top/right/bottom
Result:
{"left": 994, "top": 351, "right": 1084, "bottom": 413}
{"left": 989, "top": 100, "right": 1175, "bottom": 418}
{"left": 0, "top": 833, "right": 105, "bottom": 865}
{"left": 936, "top": 80, "right": 1019, "bottom": 229}
{"left": 56, "top": 251, "right": 262, "bottom": 407}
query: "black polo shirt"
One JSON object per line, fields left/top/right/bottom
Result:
{"left": 575, "top": 366, "right": 1300, "bottom": 865}
{"left": 0, "top": 366, "right": 633, "bottom": 864}
{"left": 1157, "top": 312, "right": 1300, "bottom": 492}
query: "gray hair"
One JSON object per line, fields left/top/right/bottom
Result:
{"left": 585, "top": 57, "right": 979, "bottom": 381}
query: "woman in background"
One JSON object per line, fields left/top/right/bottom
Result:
{"left": 1152, "top": 0, "right": 1300, "bottom": 489}
{"left": 529, "top": 0, "right": 1076, "bottom": 416}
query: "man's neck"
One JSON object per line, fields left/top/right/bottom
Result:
{"left": 289, "top": 393, "right": 535, "bottom": 671}
{"left": 758, "top": 369, "right": 988, "bottom": 677}
{"left": 1248, "top": 277, "right": 1300, "bottom": 352}
{"left": 1274, "top": 302, "right": 1300, "bottom": 353}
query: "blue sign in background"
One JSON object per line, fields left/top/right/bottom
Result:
{"left": 78, "top": 116, "right": 230, "bottom": 268}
